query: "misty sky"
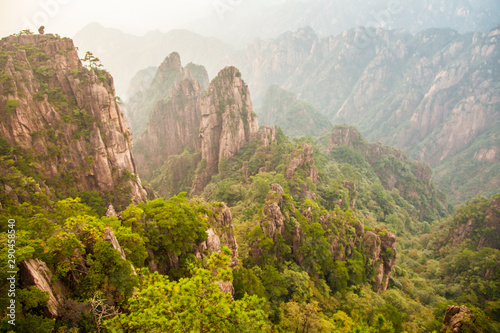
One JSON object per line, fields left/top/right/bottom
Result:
{"left": 1, "top": 0, "right": 268, "bottom": 38}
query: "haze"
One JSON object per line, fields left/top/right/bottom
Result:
{"left": 0, "top": 0, "right": 287, "bottom": 38}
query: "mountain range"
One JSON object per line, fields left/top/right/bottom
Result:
{"left": 76, "top": 23, "right": 499, "bottom": 205}
{"left": 0, "top": 30, "right": 498, "bottom": 332}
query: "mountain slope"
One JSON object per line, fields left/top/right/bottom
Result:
{"left": 257, "top": 85, "right": 332, "bottom": 138}
{"left": 0, "top": 33, "right": 146, "bottom": 210}
{"left": 125, "top": 52, "right": 209, "bottom": 137}
{"left": 233, "top": 26, "right": 500, "bottom": 205}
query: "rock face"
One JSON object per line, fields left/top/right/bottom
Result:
{"left": 192, "top": 67, "right": 259, "bottom": 194}
{"left": 0, "top": 34, "right": 146, "bottom": 207}
{"left": 441, "top": 305, "right": 474, "bottom": 332}
{"left": 125, "top": 52, "right": 210, "bottom": 137}
{"left": 253, "top": 183, "right": 397, "bottom": 292}
{"left": 133, "top": 62, "right": 259, "bottom": 196}
{"left": 19, "top": 259, "right": 66, "bottom": 318}
{"left": 134, "top": 78, "right": 203, "bottom": 179}
{"left": 196, "top": 202, "right": 240, "bottom": 267}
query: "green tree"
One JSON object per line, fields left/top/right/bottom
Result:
{"left": 105, "top": 248, "right": 270, "bottom": 332}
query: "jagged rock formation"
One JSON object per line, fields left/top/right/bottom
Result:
{"left": 0, "top": 34, "right": 146, "bottom": 207}
{"left": 76, "top": 22, "right": 499, "bottom": 203}
{"left": 19, "top": 259, "right": 67, "bottom": 318}
{"left": 134, "top": 78, "right": 203, "bottom": 179}
{"left": 327, "top": 125, "right": 449, "bottom": 222}
{"left": 196, "top": 202, "right": 239, "bottom": 267}
{"left": 134, "top": 64, "right": 258, "bottom": 197}
{"left": 192, "top": 67, "right": 259, "bottom": 194}
{"left": 441, "top": 305, "right": 474, "bottom": 332}
{"left": 103, "top": 227, "right": 137, "bottom": 275}
{"left": 246, "top": 26, "right": 498, "bottom": 205}
{"left": 125, "top": 52, "right": 209, "bottom": 137}
{"left": 253, "top": 183, "right": 397, "bottom": 292}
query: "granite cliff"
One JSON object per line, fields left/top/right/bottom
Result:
{"left": 133, "top": 64, "right": 258, "bottom": 197}
{"left": 125, "top": 52, "right": 209, "bottom": 137}
{"left": 0, "top": 33, "right": 146, "bottom": 209}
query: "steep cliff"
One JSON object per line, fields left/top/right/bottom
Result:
{"left": 0, "top": 33, "right": 146, "bottom": 209}
{"left": 125, "top": 52, "right": 209, "bottom": 137}
{"left": 134, "top": 78, "right": 203, "bottom": 179}
{"left": 192, "top": 67, "right": 259, "bottom": 195}
{"left": 134, "top": 63, "right": 258, "bottom": 197}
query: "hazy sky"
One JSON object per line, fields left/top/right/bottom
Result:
{"left": 0, "top": 0, "right": 222, "bottom": 38}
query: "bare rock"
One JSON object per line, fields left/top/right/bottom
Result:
{"left": 103, "top": 228, "right": 136, "bottom": 274}
{"left": 19, "top": 259, "right": 66, "bottom": 318}
{"left": 0, "top": 34, "right": 147, "bottom": 205}
{"left": 192, "top": 67, "right": 258, "bottom": 194}
{"left": 441, "top": 305, "right": 474, "bottom": 332}
{"left": 286, "top": 143, "right": 318, "bottom": 182}
{"left": 105, "top": 204, "right": 118, "bottom": 218}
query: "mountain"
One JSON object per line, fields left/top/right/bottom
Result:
{"left": 75, "top": 20, "right": 499, "bottom": 204}
{"left": 257, "top": 85, "right": 332, "bottom": 137}
{"left": 0, "top": 33, "right": 146, "bottom": 211}
{"left": 124, "top": 52, "right": 209, "bottom": 137}
{"left": 134, "top": 64, "right": 258, "bottom": 197}
{"left": 231, "top": 25, "right": 500, "bottom": 205}
{"left": 1, "top": 30, "right": 498, "bottom": 333}
{"left": 73, "top": 23, "right": 237, "bottom": 98}
{"left": 184, "top": 0, "right": 500, "bottom": 47}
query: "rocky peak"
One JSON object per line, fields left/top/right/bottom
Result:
{"left": 134, "top": 78, "right": 203, "bottom": 179}
{"left": 0, "top": 33, "right": 146, "bottom": 207}
{"left": 125, "top": 53, "right": 209, "bottom": 136}
{"left": 191, "top": 66, "right": 258, "bottom": 194}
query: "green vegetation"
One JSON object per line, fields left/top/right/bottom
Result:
{"left": 0, "top": 33, "right": 498, "bottom": 333}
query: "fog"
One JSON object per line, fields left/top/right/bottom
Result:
{"left": 0, "top": 0, "right": 288, "bottom": 38}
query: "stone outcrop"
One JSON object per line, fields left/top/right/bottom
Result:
{"left": 134, "top": 78, "right": 203, "bottom": 179}
{"left": 441, "top": 305, "right": 474, "bottom": 332}
{"left": 286, "top": 143, "right": 318, "bottom": 182}
{"left": 252, "top": 183, "right": 397, "bottom": 292}
{"left": 0, "top": 34, "right": 147, "bottom": 205}
{"left": 125, "top": 52, "right": 210, "bottom": 137}
{"left": 192, "top": 67, "right": 259, "bottom": 194}
{"left": 196, "top": 202, "right": 240, "bottom": 267}
{"left": 19, "top": 259, "right": 67, "bottom": 318}
{"left": 103, "top": 228, "right": 137, "bottom": 274}
{"left": 258, "top": 126, "right": 277, "bottom": 149}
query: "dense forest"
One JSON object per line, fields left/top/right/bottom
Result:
{"left": 0, "top": 30, "right": 498, "bottom": 333}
